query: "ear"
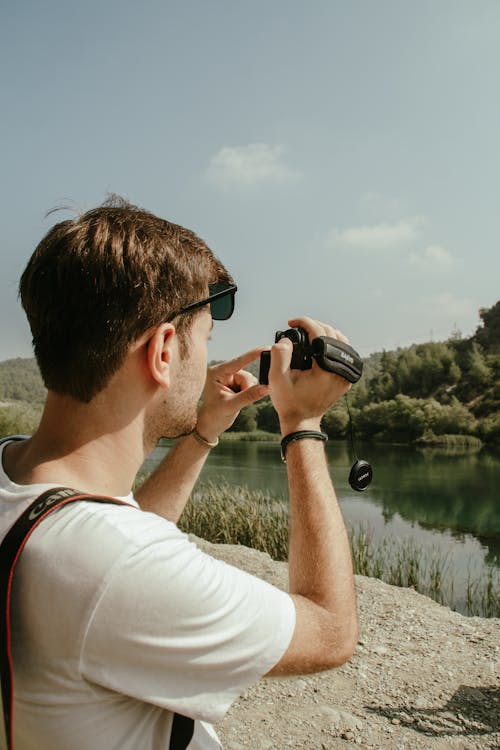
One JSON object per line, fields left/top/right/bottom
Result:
{"left": 146, "top": 323, "right": 177, "bottom": 389}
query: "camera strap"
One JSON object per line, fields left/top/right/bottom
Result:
{"left": 0, "top": 447, "right": 195, "bottom": 750}
{"left": 0, "top": 485, "right": 137, "bottom": 750}
{"left": 311, "top": 337, "right": 364, "bottom": 383}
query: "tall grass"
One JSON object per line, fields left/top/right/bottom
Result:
{"left": 179, "top": 481, "right": 500, "bottom": 618}
{"left": 180, "top": 482, "right": 289, "bottom": 561}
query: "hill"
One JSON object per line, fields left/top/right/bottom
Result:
{"left": 228, "top": 301, "right": 500, "bottom": 445}
{"left": 1, "top": 301, "right": 499, "bottom": 444}
{"left": 0, "top": 357, "right": 46, "bottom": 403}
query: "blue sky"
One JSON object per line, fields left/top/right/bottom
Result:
{"left": 1, "top": 0, "right": 499, "bottom": 363}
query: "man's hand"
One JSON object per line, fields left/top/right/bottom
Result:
{"left": 196, "top": 348, "right": 269, "bottom": 443}
{"left": 268, "top": 317, "right": 352, "bottom": 435}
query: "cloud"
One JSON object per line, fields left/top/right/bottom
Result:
{"left": 206, "top": 143, "right": 300, "bottom": 188}
{"left": 408, "top": 244, "right": 456, "bottom": 271}
{"left": 327, "top": 216, "right": 424, "bottom": 251}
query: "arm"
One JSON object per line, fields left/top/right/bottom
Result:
{"left": 136, "top": 348, "right": 268, "bottom": 522}
{"left": 266, "top": 317, "right": 358, "bottom": 675}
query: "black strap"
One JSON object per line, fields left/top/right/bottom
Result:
{"left": 0, "top": 459, "right": 195, "bottom": 750}
{"left": 280, "top": 430, "right": 328, "bottom": 462}
{"left": 0, "top": 486, "right": 134, "bottom": 750}
{"left": 169, "top": 713, "right": 195, "bottom": 750}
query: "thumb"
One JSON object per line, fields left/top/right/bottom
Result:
{"left": 269, "top": 338, "right": 293, "bottom": 379}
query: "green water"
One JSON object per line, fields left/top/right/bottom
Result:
{"left": 142, "top": 440, "right": 500, "bottom": 612}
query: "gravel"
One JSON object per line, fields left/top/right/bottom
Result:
{"left": 192, "top": 537, "right": 500, "bottom": 750}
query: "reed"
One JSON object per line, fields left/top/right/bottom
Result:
{"left": 179, "top": 481, "right": 500, "bottom": 618}
{"left": 219, "top": 430, "right": 281, "bottom": 442}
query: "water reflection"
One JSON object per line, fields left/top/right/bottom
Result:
{"left": 352, "top": 443, "right": 500, "bottom": 566}
{"left": 141, "top": 440, "right": 500, "bottom": 593}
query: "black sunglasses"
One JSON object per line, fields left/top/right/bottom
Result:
{"left": 167, "top": 281, "right": 237, "bottom": 322}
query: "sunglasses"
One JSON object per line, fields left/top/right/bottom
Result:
{"left": 167, "top": 281, "right": 237, "bottom": 322}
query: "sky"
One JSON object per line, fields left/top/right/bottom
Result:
{"left": 1, "top": 0, "right": 499, "bottom": 363}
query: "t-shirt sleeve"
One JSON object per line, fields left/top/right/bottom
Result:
{"left": 80, "top": 518, "right": 296, "bottom": 723}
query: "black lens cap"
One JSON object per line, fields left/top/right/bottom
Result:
{"left": 349, "top": 460, "right": 373, "bottom": 492}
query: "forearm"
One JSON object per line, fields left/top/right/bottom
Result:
{"left": 136, "top": 348, "right": 266, "bottom": 522}
{"left": 135, "top": 433, "right": 212, "bottom": 522}
{"left": 285, "top": 438, "right": 357, "bottom": 633}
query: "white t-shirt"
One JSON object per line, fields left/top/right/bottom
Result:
{"left": 0, "top": 439, "right": 296, "bottom": 750}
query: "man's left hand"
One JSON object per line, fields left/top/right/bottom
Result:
{"left": 195, "top": 349, "right": 269, "bottom": 443}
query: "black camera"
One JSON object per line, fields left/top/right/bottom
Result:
{"left": 259, "top": 327, "right": 363, "bottom": 385}
{"left": 259, "top": 326, "right": 372, "bottom": 491}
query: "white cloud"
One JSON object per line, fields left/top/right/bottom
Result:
{"left": 206, "top": 143, "right": 300, "bottom": 188}
{"left": 327, "top": 216, "right": 424, "bottom": 251}
{"left": 408, "top": 244, "right": 456, "bottom": 271}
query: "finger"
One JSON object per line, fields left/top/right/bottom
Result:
{"left": 231, "top": 370, "right": 258, "bottom": 391}
{"left": 287, "top": 316, "right": 329, "bottom": 339}
{"left": 220, "top": 369, "right": 257, "bottom": 395}
{"left": 211, "top": 347, "right": 269, "bottom": 375}
{"left": 269, "top": 337, "right": 293, "bottom": 378}
{"left": 229, "top": 383, "right": 269, "bottom": 410}
{"left": 317, "top": 322, "right": 350, "bottom": 344}
{"left": 288, "top": 317, "right": 349, "bottom": 344}
{"left": 333, "top": 328, "right": 349, "bottom": 344}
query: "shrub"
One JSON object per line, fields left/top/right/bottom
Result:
{"left": 255, "top": 399, "right": 280, "bottom": 433}
{"left": 477, "top": 414, "right": 500, "bottom": 445}
{"left": 322, "top": 401, "right": 349, "bottom": 438}
{"left": 0, "top": 401, "right": 42, "bottom": 436}
{"left": 422, "top": 398, "right": 476, "bottom": 435}
{"left": 228, "top": 404, "right": 258, "bottom": 432}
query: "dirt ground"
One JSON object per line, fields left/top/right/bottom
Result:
{"left": 193, "top": 537, "right": 500, "bottom": 750}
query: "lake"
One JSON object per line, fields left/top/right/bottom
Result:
{"left": 141, "top": 439, "right": 500, "bottom": 615}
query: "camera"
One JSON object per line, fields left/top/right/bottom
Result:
{"left": 259, "top": 327, "right": 363, "bottom": 385}
{"left": 259, "top": 326, "right": 371, "bottom": 491}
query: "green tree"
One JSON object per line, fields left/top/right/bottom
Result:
{"left": 322, "top": 402, "right": 349, "bottom": 438}
{"left": 227, "top": 404, "right": 258, "bottom": 432}
{"left": 0, "top": 402, "right": 43, "bottom": 435}
{"left": 475, "top": 300, "right": 500, "bottom": 354}
{"left": 422, "top": 398, "right": 476, "bottom": 435}
{"left": 465, "top": 342, "right": 491, "bottom": 389}
{"left": 477, "top": 414, "right": 500, "bottom": 445}
{"left": 0, "top": 358, "right": 46, "bottom": 403}
{"left": 355, "top": 395, "right": 426, "bottom": 441}
{"left": 255, "top": 400, "right": 280, "bottom": 433}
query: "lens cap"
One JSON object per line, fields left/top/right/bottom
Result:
{"left": 349, "top": 460, "right": 373, "bottom": 492}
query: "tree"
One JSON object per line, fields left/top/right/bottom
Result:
{"left": 227, "top": 404, "right": 258, "bottom": 432}
{"left": 465, "top": 342, "right": 492, "bottom": 389}
{"left": 322, "top": 402, "right": 349, "bottom": 438}
{"left": 476, "top": 300, "right": 500, "bottom": 354}
{"left": 422, "top": 398, "right": 476, "bottom": 435}
{"left": 255, "top": 400, "right": 280, "bottom": 433}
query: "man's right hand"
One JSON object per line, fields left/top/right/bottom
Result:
{"left": 267, "top": 316, "right": 352, "bottom": 435}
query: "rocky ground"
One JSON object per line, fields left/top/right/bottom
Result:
{"left": 193, "top": 537, "right": 500, "bottom": 750}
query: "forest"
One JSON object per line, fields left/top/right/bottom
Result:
{"left": 0, "top": 300, "right": 499, "bottom": 446}
{"left": 230, "top": 300, "right": 500, "bottom": 446}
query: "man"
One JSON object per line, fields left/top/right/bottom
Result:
{"left": 0, "top": 198, "right": 357, "bottom": 750}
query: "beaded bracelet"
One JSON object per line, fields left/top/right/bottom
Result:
{"left": 280, "top": 430, "right": 328, "bottom": 462}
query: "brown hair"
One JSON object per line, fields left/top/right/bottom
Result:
{"left": 19, "top": 196, "right": 230, "bottom": 402}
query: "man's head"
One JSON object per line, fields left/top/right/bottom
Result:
{"left": 20, "top": 196, "right": 232, "bottom": 402}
